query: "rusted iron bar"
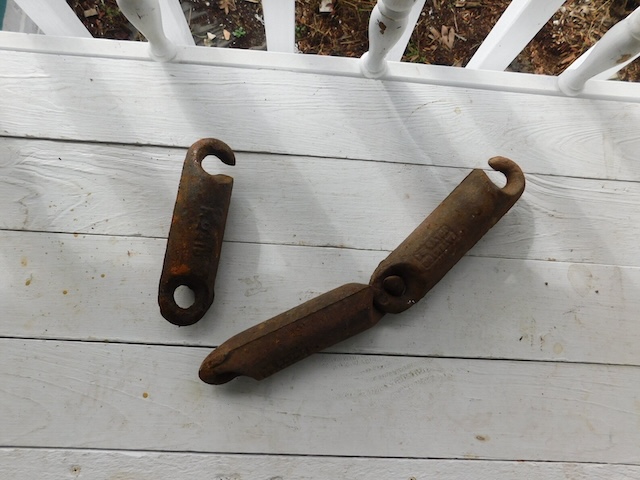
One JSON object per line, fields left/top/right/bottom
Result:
{"left": 370, "top": 156, "right": 525, "bottom": 314}
{"left": 159, "top": 138, "right": 235, "bottom": 326}
{"left": 200, "top": 157, "right": 525, "bottom": 384}
{"left": 200, "top": 283, "right": 384, "bottom": 384}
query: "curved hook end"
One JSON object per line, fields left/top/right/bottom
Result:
{"left": 189, "top": 138, "right": 236, "bottom": 167}
{"left": 488, "top": 156, "right": 525, "bottom": 198}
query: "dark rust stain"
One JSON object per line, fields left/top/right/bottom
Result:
{"left": 199, "top": 157, "right": 524, "bottom": 384}
{"left": 378, "top": 20, "right": 386, "bottom": 34}
{"left": 158, "top": 138, "right": 235, "bottom": 326}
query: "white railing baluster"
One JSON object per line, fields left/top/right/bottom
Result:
{"left": 117, "top": 0, "right": 177, "bottom": 61}
{"left": 558, "top": 7, "right": 640, "bottom": 95}
{"left": 2, "top": 0, "right": 40, "bottom": 33}
{"left": 466, "top": 0, "right": 565, "bottom": 71}
{"left": 12, "top": 0, "right": 91, "bottom": 37}
{"left": 263, "top": 0, "right": 295, "bottom": 53}
{"left": 158, "top": 0, "right": 195, "bottom": 46}
{"left": 360, "top": 0, "right": 417, "bottom": 78}
{"left": 386, "top": 0, "right": 426, "bottom": 62}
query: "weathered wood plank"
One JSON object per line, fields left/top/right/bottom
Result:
{"left": 3, "top": 230, "right": 640, "bottom": 366}
{"left": 3, "top": 139, "right": 640, "bottom": 266}
{"left": 0, "top": 50, "right": 639, "bottom": 181}
{"left": 3, "top": 448, "right": 639, "bottom": 479}
{"left": 2, "top": 339, "right": 639, "bottom": 463}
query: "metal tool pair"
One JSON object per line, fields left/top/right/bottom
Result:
{"left": 157, "top": 140, "right": 525, "bottom": 382}
{"left": 197, "top": 156, "right": 526, "bottom": 384}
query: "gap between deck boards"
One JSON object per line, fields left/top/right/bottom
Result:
{"left": 4, "top": 447, "right": 640, "bottom": 478}
{"left": 3, "top": 229, "right": 640, "bottom": 366}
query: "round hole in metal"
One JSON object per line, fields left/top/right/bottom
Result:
{"left": 174, "top": 284, "right": 196, "bottom": 309}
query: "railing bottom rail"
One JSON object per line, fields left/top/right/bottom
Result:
{"left": 0, "top": 30, "right": 639, "bottom": 104}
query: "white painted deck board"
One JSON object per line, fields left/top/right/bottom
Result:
{"left": 3, "top": 138, "right": 640, "bottom": 267}
{"left": 0, "top": 49, "right": 640, "bottom": 181}
{"left": 1, "top": 40, "right": 640, "bottom": 470}
{"left": 4, "top": 448, "right": 640, "bottom": 479}
{"left": 2, "top": 338, "right": 640, "bottom": 463}
{"left": 3, "top": 229, "right": 640, "bottom": 366}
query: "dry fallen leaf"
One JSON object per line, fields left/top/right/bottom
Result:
{"left": 218, "top": 0, "right": 236, "bottom": 15}
{"left": 435, "top": 26, "right": 455, "bottom": 49}
{"left": 223, "top": 29, "right": 231, "bottom": 41}
{"left": 446, "top": 26, "right": 455, "bottom": 49}
{"left": 319, "top": 0, "right": 334, "bottom": 13}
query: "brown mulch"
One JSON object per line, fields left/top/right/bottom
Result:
{"left": 67, "top": 0, "right": 640, "bottom": 81}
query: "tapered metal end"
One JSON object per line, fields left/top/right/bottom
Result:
{"left": 199, "top": 351, "right": 240, "bottom": 385}
{"left": 199, "top": 283, "right": 384, "bottom": 385}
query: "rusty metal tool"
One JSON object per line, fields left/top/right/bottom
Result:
{"left": 159, "top": 138, "right": 235, "bottom": 326}
{"left": 199, "top": 157, "right": 525, "bottom": 384}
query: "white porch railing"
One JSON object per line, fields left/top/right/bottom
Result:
{"left": 1, "top": 0, "right": 640, "bottom": 99}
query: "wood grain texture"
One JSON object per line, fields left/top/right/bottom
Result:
{"left": 2, "top": 42, "right": 640, "bottom": 470}
{"left": 2, "top": 339, "right": 640, "bottom": 463}
{"left": 0, "top": 49, "right": 639, "bottom": 182}
{"left": 3, "top": 138, "right": 640, "bottom": 267}
{"left": 3, "top": 230, "right": 640, "bottom": 366}
{"left": 3, "top": 448, "right": 640, "bottom": 480}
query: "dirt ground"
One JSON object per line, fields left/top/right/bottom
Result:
{"left": 67, "top": 0, "right": 640, "bottom": 81}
